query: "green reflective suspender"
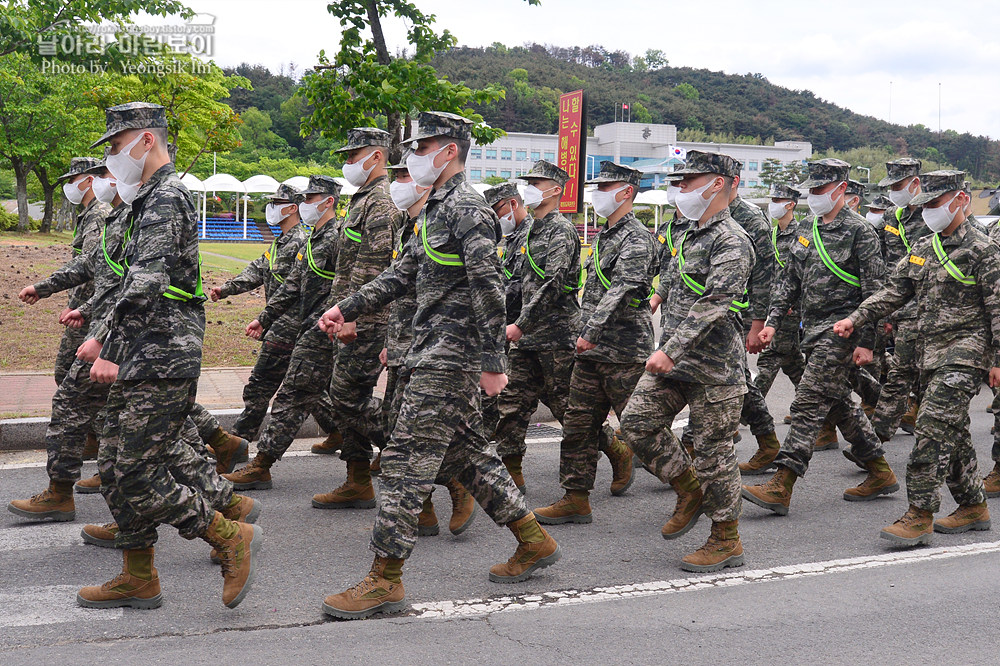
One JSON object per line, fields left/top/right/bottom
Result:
{"left": 500, "top": 244, "right": 513, "bottom": 279}
{"left": 591, "top": 234, "right": 651, "bottom": 308}
{"left": 162, "top": 253, "right": 206, "bottom": 302}
{"left": 101, "top": 220, "right": 125, "bottom": 278}
{"left": 344, "top": 227, "right": 362, "bottom": 243}
{"left": 421, "top": 214, "right": 464, "bottom": 267}
{"left": 665, "top": 218, "right": 675, "bottom": 255}
{"left": 306, "top": 233, "right": 336, "bottom": 280}
{"left": 771, "top": 223, "right": 785, "bottom": 268}
{"left": 267, "top": 236, "right": 284, "bottom": 284}
{"left": 523, "top": 223, "right": 584, "bottom": 293}
{"left": 895, "top": 206, "right": 911, "bottom": 253}
{"left": 812, "top": 216, "right": 860, "bottom": 287}
{"left": 932, "top": 233, "right": 976, "bottom": 285}
{"left": 675, "top": 229, "right": 748, "bottom": 313}
{"left": 72, "top": 216, "right": 83, "bottom": 254}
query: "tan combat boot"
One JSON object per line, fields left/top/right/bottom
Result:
{"left": 605, "top": 433, "right": 635, "bottom": 496}
{"left": 369, "top": 450, "right": 382, "bottom": 476}
{"left": 502, "top": 455, "right": 526, "bottom": 494}
{"left": 81, "top": 522, "right": 119, "bottom": 548}
{"left": 200, "top": 511, "right": 262, "bottom": 608}
{"left": 680, "top": 520, "right": 745, "bottom": 573}
{"left": 741, "top": 467, "right": 797, "bottom": 516}
{"left": 662, "top": 468, "right": 703, "bottom": 540}
{"left": 208, "top": 428, "right": 250, "bottom": 475}
{"left": 77, "top": 548, "right": 162, "bottom": 609}
{"left": 861, "top": 403, "right": 876, "bottom": 420}
{"left": 82, "top": 433, "right": 99, "bottom": 460}
{"left": 75, "top": 474, "right": 102, "bottom": 494}
{"left": 783, "top": 415, "right": 792, "bottom": 424}
{"left": 445, "top": 479, "right": 476, "bottom": 535}
{"left": 322, "top": 556, "right": 406, "bottom": 620}
{"left": 934, "top": 502, "right": 991, "bottom": 534}
{"left": 311, "top": 460, "right": 376, "bottom": 509}
{"left": 221, "top": 494, "right": 262, "bottom": 524}
{"left": 310, "top": 429, "right": 343, "bottom": 455}
{"left": 418, "top": 495, "right": 439, "bottom": 536}
{"left": 223, "top": 453, "right": 274, "bottom": 490}
{"left": 843, "top": 456, "right": 899, "bottom": 501}
{"left": 8, "top": 481, "right": 75, "bottom": 521}
{"left": 880, "top": 505, "right": 933, "bottom": 547}
{"left": 534, "top": 490, "right": 593, "bottom": 525}
{"left": 984, "top": 463, "right": 1000, "bottom": 498}
{"left": 899, "top": 398, "right": 918, "bottom": 435}
{"left": 814, "top": 420, "right": 839, "bottom": 451}
{"left": 489, "top": 513, "right": 561, "bottom": 583}
{"left": 739, "top": 431, "right": 780, "bottom": 475}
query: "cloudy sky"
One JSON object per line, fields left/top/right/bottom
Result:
{"left": 160, "top": 0, "right": 1000, "bottom": 140}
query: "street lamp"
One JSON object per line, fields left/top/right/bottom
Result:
{"left": 854, "top": 166, "right": 871, "bottom": 184}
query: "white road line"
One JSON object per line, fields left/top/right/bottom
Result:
{"left": 0, "top": 461, "right": 48, "bottom": 470}
{"left": 408, "top": 539, "right": 1000, "bottom": 619}
{"left": 0, "top": 523, "right": 86, "bottom": 553}
{"left": 0, "top": 585, "right": 122, "bottom": 627}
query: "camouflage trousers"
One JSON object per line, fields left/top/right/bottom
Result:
{"left": 256, "top": 342, "right": 340, "bottom": 460}
{"left": 231, "top": 340, "right": 295, "bottom": 440}
{"left": 740, "top": 359, "right": 775, "bottom": 437}
{"left": 907, "top": 365, "right": 986, "bottom": 513}
{"left": 54, "top": 325, "right": 87, "bottom": 387}
{"left": 371, "top": 368, "right": 528, "bottom": 560}
{"left": 755, "top": 321, "right": 805, "bottom": 397}
{"left": 773, "top": 336, "right": 885, "bottom": 477}
{"left": 558, "top": 358, "right": 645, "bottom": 491}
{"left": 46, "top": 357, "right": 110, "bottom": 483}
{"left": 992, "top": 388, "right": 1000, "bottom": 462}
{"left": 848, "top": 366, "right": 882, "bottom": 409}
{"left": 495, "top": 348, "right": 575, "bottom": 459}
{"left": 622, "top": 373, "right": 745, "bottom": 522}
{"left": 871, "top": 318, "right": 919, "bottom": 440}
{"left": 188, "top": 402, "right": 220, "bottom": 443}
{"left": 330, "top": 327, "right": 387, "bottom": 463}
{"left": 98, "top": 379, "right": 220, "bottom": 549}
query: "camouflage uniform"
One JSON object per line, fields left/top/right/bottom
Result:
{"left": 494, "top": 162, "right": 582, "bottom": 459}
{"left": 767, "top": 160, "right": 887, "bottom": 477}
{"left": 559, "top": 162, "right": 658, "bottom": 492}
{"left": 848, "top": 173, "right": 998, "bottom": 512}
{"left": 336, "top": 112, "right": 527, "bottom": 559}
{"left": 652, "top": 212, "right": 689, "bottom": 342}
{"left": 622, "top": 196, "right": 753, "bottom": 523}
{"left": 989, "top": 219, "right": 1000, "bottom": 461}
{"left": 382, "top": 215, "right": 419, "bottom": 441}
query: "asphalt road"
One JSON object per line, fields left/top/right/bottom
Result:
{"left": 2, "top": 366, "right": 999, "bottom": 664}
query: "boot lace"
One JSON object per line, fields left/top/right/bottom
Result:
{"left": 29, "top": 489, "right": 55, "bottom": 503}
{"left": 101, "top": 571, "right": 131, "bottom": 591}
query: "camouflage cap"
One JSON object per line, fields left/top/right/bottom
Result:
{"left": 299, "top": 174, "right": 343, "bottom": 198}
{"left": 387, "top": 147, "right": 414, "bottom": 171}
{"left": 334, "top": 127, "right": 392, "bottom": 154}
{"left": 797, "top": 158, "right": 850, "bottom": 189}
{"left": 910, "top": 170, "right": 966, "bottom": 207}
{"left": 517, "top": 160, "right": 570, "bottom": 187}
{"left": 846, "top": 179, "right": 866, "bottom": 197}
{"left": 266, "top": 183, "right": 303, "bottom": 204}
{"left": 865, "top": 194, "right": 893, "bottom": 210}
{"left": 770, "top": 183, "right": 801, "bottom": 201}
{"left": 90, "top": 102, "right": 168, "bottom": 149}
{"left": 409, "top": 111, "right": 473, "bottom": 143}
{"left": 484, "top": 182, "right": 520, "bottom": 207}
{"left": 586, "top": 160, "right": 642, "bottom": 187}
{"left": 877, "top": 157, "right": 922, "bottom": 187}
{"left": 666, "top": 150, "right": 741, "bottom": 179}
{"left": 57, "top": 157, "right": 105, "bottom": 182}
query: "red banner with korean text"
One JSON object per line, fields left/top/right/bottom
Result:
{"left": 557, "top": 90, "right": 586, "bottom": 214}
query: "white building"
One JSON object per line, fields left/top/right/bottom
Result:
{"left": 463, "top": 121, "right": 812, "bottom": 193}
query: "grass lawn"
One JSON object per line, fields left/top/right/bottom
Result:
{"left": 199, "top": 242, "right": 268, "bottom": 262}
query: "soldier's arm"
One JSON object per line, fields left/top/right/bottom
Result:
{"left": 976, "top": 245, "right": 1000, "bottom": 369}
{"left": 850, "top": 255, "right": 914, "bottom": 329}
{"left": 218, "top": 253, "right": 267, "bottom": 298}
{"left": 579, "top": 233, "right": 649, "bottom": 346}
{"left": 351, "top": 201, "right": 398, "bottom": 326}
{"left": 855, "top": 225, "right": 887, "bottom": 349}
{"left": 514, "top": 226, "right": 576, "bottom": 335}
{"left": 653, "top": 237, "right": 674, "bottom": 301}
{"left": 764, "top": 244, "right": 803, "bottom": 332}
{"left": 33, "top": 252, "right": 95, "bottom": 298}
{"left": 457, "top": 210, "right": 507, "bottom": 373}
{"left": 337, "top": 234, "right": 416, "bottom": 322}
{"left": 257, "top": 254, "right": 303, "bottom": 331}
{"left": 745, "top": 218, "right": 774, "bottom": 321}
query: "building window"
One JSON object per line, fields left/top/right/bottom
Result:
{"left": 748, "top": 161, "right": 758, "bottom": 171}
{"left": 485, "top": 169, "right": 497, "bottom": 179}
{"left": 531, "top": 151, "right": 540, "bottom": 161}
{"left": 486, "top": 148, "right": 497, "bottom": 159}
{"left": 470, "top": 169, "right": 482, "bottom": 181}
{"left": 749, "top": 180, "right": 758, "bottom": 187}
{"left": 543, "top": 151, "right": 555, "bottom": 161}
{"left": 516, "top": 150, "right": 527, "bottom": 161}
{"left": 501, "top": 149, "right": 512, "bottom": 161}
{"left": 470, "top": 148, "right": 482, "bottom": 159}
{"left": 500, "top": 170, "right": 511, "bottom": 179}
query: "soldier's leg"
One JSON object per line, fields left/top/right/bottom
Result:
{"left": 255, "top": 348, "right": 334, "bottom": 461}
{"left": 620, "top": 372, "right": 689, "bottom": 484}
{"left": 231, "top": 341, "right": 292, "bottom": 440}
{"left": 740, "top": 362, "right": 774, "bottom": 438}
{"left": 754, "top": 346, "right": 782, "bottom": 399}
{"left": 332, "top": 333, "right": 387, "bottom": 464}
{"left": 188, "top": 402, "right": 220, "bottom": 443}
{"left": 848, "top": 366, "right": 882, "bottom": 409}
{"left": 171, "top": 418, "right": 233, "bottom": 510}
{"left": 687, "top": 383, "right": 744, "bottom": 523}
{"left": 46, "top": 359, "right": 110, "bottom": 484}
{"left": 827, "top": 392, "right": 885, "bottom": 464}
{"left": 54, "top": 326, "right": 86, "bottom": 387}
{"left": 871, "top": 323, "right": 918, "bottom": 440}
{"left": 537, "top": 350, "right": 575, "bottom": 424}
{"left": 780, "top": 335, "right": 807, "bottom": 389}
{"left": 557, "top": 359, "right": 612, "bottom": 492}
{"left": 495, "top": 349, "right": 545, "bottom": 459}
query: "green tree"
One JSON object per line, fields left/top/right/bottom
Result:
{"left": 642, "top": 48, "right": 668, "bottom": 70}
{"left": 631, "top": 101, "right": 652, "bottom": 124}
{"left": 675, "top": 82, "right": 699, "bottom": 100}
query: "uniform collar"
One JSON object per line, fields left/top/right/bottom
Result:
{"left": 428, "top": 171, "right": 466, "bottom": 204}
{"left": 132, "top": 163, "right": 176, "bottom": 209}
{"left": 351, "top": 173, "right": 387, "bottom": 202}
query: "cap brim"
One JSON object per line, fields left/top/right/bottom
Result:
{"left": 89, "top": 129, "right": 118, "bottom": 150}
{"left": 299, "top": 188, "right": 339, "bottom": 196}
{"left": 796, "top": 178, "right": 836, "bottom": 189}
{"left": 586, "top": 175, "right": 624, "bottom": 184}
{"left": 910, "top": 190, "right": 955, "bottom": 207}
{"left": 877, "top": 174, "right": 909, "bottom": 187}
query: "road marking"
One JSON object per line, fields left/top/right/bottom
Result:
{"left": 407, "top": 539, "right": 1000, "bottom": 619}
{"left": 0, "top": 523, "right": 86, "bottom": 553}
{"left": 0, "top": 585, "right": 122, "bottom": 627}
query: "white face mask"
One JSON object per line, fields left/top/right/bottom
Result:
{"left": 63, "top": 178, "right": 90, "bottom": 205}
{"left": 865, "top": 211, "right": 884, "bottom": 226}
{"left": 592, "top": 185, "right": 627, "bottom": 219}
{"left": 106, "top": 133, "right": 150, "bottom": 186}
{"left": 92, "top": 176, "right": 117, "bottom": 204}
{"left": 889, "top": 180, "right": 917, "bottom": 208}
{"left": 499, "top": 210, "right": 517, "bottom": 237}
{"left": 923, "top": 193, "right": 960, "bottom": 233}
{"left": 768, "top": 201, "right": 790, "bottom": 220}
{"left": 523, "top": 184, "right": 556, "bottom": 209}
{"left": 406, "top": 144, "right": 451, "bottom": 187}
{"left": 389, "top": 179, "right": 425, "bottom": 211}
{"left": 807, "top": 184, "right": 842, "bottom": 217}
{"left": 299, "top": 199, "right": 327, "bottom": 225}
{"left": 116, "top": 180, "right": 140, "bottom": 204}
{"left": 666, "top": 185, "right": 680, "bottom": 205}
{"left": 265, "top": 202, "right": 293, "bottom": 226}
{"left": 675, "top": 179, "right": 718, "bottom": 221}
{"left": 343, "top": 150, "right": 380, "bottom": 187}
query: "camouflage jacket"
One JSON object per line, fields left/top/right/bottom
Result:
{"left": 512, "top": 209, "right": 582, "bottom": 351}
{"left": 327, "top": 175, "right": 400, "bottom": 333}
{"left": 501, "top": 214, "right": 530, "bottom": 324}
{"left": 385, "top": 214, "right": 418, "bottom": 367}
{"left": 653, "top": 213, "right": 688, "bottom": 302}
{"left": 770, "top": 219, "right": 802, "bottom": 335}
{"left": 850, "top": 220, "right": 1000, "bottom": 371}
{"left": 989, "top": 217, "right": 1000, "bottom": 246}
{"left": 660, "top": 209, "right": 754, "bottom": 385}
{"left": 881, "top": 205, "right": 929, "bottom": 322}
{"left": 729, "top": 196, "right": 773, "bottom": 323}
{"left": 80, "top": 202, "right": 131, "bottom": 336}
{"left": 766, "top": 206, "right": 885, "bottom": 350}
{"left": 35, "top": 198, "right": 110, "bottom": 307}
{"left": 338, "top": 172, "right": 507, "bottom": 373}
{"left": 219, "top": 223, "right": 310, "bottom": 346}
{"left": 100, "top": 164, "right": 205, "bottom": 380}
{"left": 257, "top": 215, "right": 340, "bottom": 349}
{"left": 579, "top": 211, "right": 657, "bottom": 364}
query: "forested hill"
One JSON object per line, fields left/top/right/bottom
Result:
{"left": 431, "top": 44, "right": 1000, "bottom": 182}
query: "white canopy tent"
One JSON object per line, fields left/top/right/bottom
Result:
{"left": 180, "top": 174, "right": 209, "bottom": 238}
{"left": 282, "top": 176, "right": 309, "bottom": 190}
{"left": 635, "top": 189, "right": 673, "bottom": 234}
{"left": 202, "top": 173, "right": 249, "bottom": 238}
{"left": 334, "top": 177, "right": 358, "bottom": 197}
{"left": 242, "top": 174, "right": 280, "bottom": 194}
